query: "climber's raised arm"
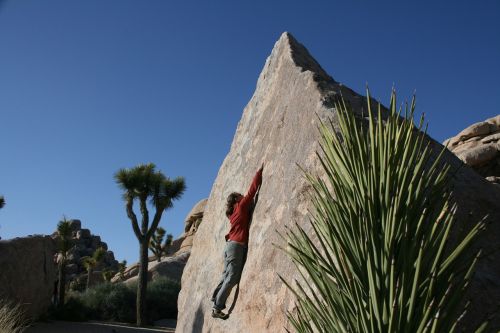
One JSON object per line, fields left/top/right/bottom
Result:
{"left": 239, "top": 164, "right": 263, "bottom": 209}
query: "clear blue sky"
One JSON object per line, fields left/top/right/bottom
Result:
{"left": 0, "top": 0, "right": 498, "bottom": 264}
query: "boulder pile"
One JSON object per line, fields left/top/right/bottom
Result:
{"left": 444, "top": 115, "right": 500, "bottom": 184}
{"left": 51, "top": 219, "right": 119, "bottom": 288}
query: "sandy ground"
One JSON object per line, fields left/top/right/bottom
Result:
{"left": 25, "top": 320, "right": 176, "bottom": 333}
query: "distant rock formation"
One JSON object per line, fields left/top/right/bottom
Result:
{"left": 0, "top": 235, "right": 55, "bottom": 319}
{"left": 176, "top": 32, "right": 500, "bottom": 332}
{"left": 112, "top": 199, "right": 207, "bottom": 285}
{"left": 51, "top": 219, "right": 119, "bottom": 289}
{"left": 176, "top": 199, "right": 207, "bottom": 255}
{"left": 119, "top": 252, "right": 190, "bottom": 288}
{"left": 444, "top": 115, "right": 500, "bottom": 184}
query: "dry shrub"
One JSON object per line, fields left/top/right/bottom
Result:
{"left": 0, "top": 300, "right": 28, "bottom": 333}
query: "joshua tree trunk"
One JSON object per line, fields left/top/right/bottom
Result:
{"left": 137, "top": 239, "right": 149, "bottom": 326}
{"left": 57, "top": 260, "right": 66, "bottom": 307}
{"left": 86, "top": 267, "right": 93, "bottom": 290}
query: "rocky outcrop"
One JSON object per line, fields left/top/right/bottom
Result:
{"left": 444, "top": 115, "right": 500, "bottom": 183}
{"left": 0, "top": 235, "right": 56, "bottom": 319}
{"left": 176, "top": 199, "right": 207, "bottom": 255}
{"left": 52, "top": 219, "right": 119, "bottom": 289}
{"left": 122, "top": 252, "right": 190, "bottom": 287}
{"left": 112, "top": 199, "right": 207, "bottom": 285}
{"left": 176, "top": 32, "right": 500, "bottom": 332}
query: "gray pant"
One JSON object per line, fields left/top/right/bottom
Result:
{"left": 212, "top": 241, "right": 248, "bottom": 311}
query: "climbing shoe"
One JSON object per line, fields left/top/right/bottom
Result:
{"left": 212, "top": 309, "right": 229, "bottom": 320}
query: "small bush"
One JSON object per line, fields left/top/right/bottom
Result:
{"left": 100, "top": 284, "right": 136, "bottom": 322}
{"left": 81, "top": 283, "right": 136, "bottom": 322}
{"left": 146, "top": 277, "right": 180, "bottom": 320}
{"left": 51, "top": 297, "right": 88, "bottom": 322}
{"left": 0, "top": 301, "right": 28, "bottom": 333}
{"left": 55, "top": 277, "right": 181, "bottom": 323}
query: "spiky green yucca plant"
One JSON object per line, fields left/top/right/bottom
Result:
{"left": 281, "top": 91, "right": 485, "bottom": 333}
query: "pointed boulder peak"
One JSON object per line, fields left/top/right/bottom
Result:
{"left": 280, "top": 32, "right": 334, "bottom": 83}
{"left": 264, "top": 32, "right": 335, "bottom": 88}
{"left": 255, "top": 32, "right": 365, "bottom": 112}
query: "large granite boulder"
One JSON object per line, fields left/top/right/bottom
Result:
{"left": 444, "top": 115, "right": 500, "bottom": 183}
{"left": 176, "top": 32, "right": 500, "bottom": 332}
{"left": 0, "top": 235, "right": 56, "bottom": 319}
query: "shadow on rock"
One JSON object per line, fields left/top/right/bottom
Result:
{"left": 191, "top": 304, "right": 205, "bottom": 333}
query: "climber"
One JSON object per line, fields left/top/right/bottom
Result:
{"left": 211, "top": 163, "right": 264, "bottom": 320}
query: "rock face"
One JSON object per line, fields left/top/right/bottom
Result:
{"left": 52, "top": 219, "right": 119, "bottom": 289}
{"left": 177, "top": 32, "right": 500, "bottom": 332}
{"left": 0, "top": 236, "right": 56, "bottom": 319}
{"left": 444, "top": 115, "right": 500, "bottom": 183}
{"left": 112, "top": 199, "right": 207, "bottom": 285}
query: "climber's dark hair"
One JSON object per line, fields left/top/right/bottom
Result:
{"left": 226, "top": 192, "right": 242, "bottom": 218}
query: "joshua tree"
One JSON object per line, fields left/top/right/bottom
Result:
{"left": 149, "top": 226, "right": 166, "bottom": 262}
{"left": 56, "top": 217, "right": 73, "bottom": 307}
{"left": 281, "top": 91, "right": 485, "bottom": 332}
{"left": 165, "top": 233, "right": 173, "bottom": 254}
{"left": 82, "top": 247, "right": 106, "bottom": 290}
{"left": 115, "top": 163, "right": 185, "bottom": 326}
{"left": 102, "top": 269, "right": 115, "bottom": 282}
{"left": 118, "top": 260, "right": 127, "bottom": 280}
{"left": 149, "top": 227, "right": 173, "bottom": 262}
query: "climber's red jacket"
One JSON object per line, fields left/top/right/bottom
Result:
{"left": 225, "top": 168, "right": 263, "bottom": 244}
